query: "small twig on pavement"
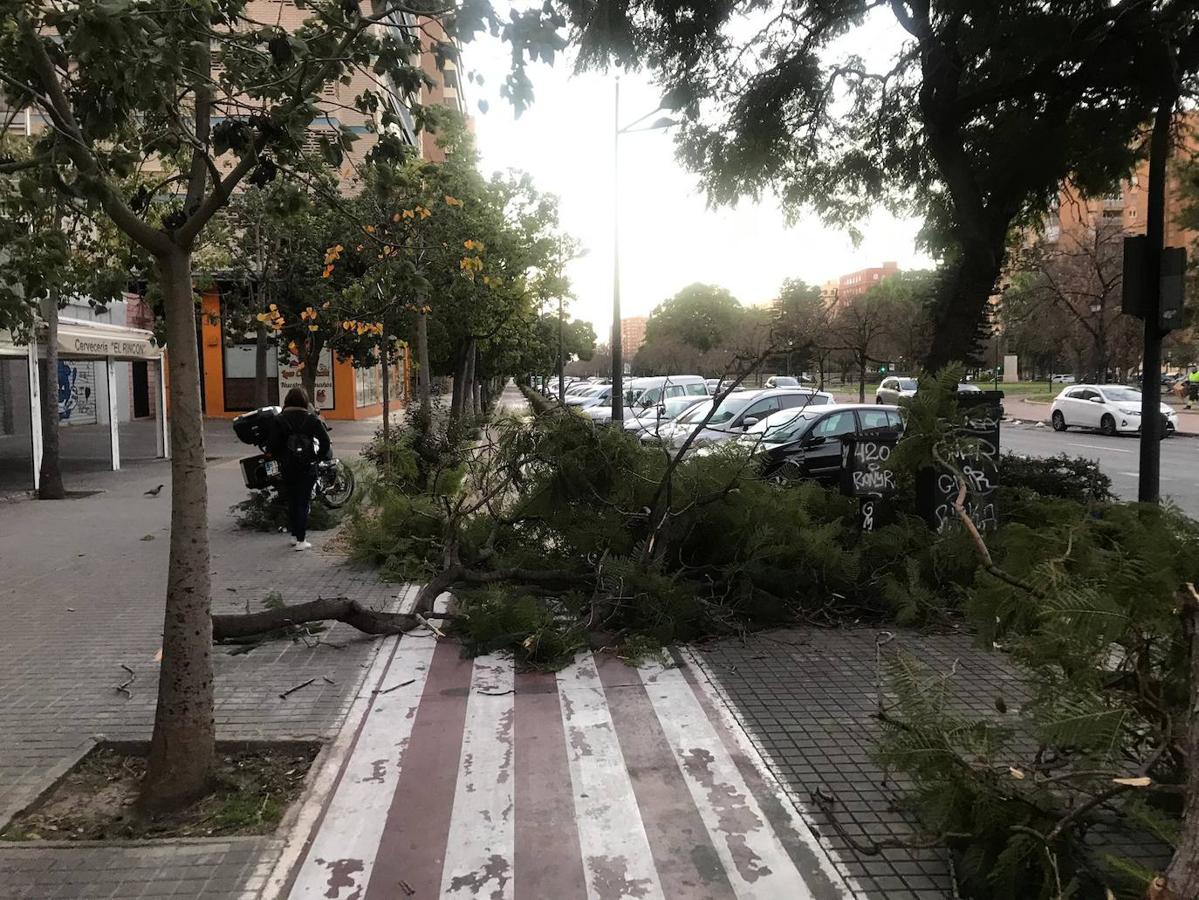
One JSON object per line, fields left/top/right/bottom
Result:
{"left": 279, "top": 678, "right": 316, "bottom": 699}
{"left": 115, "top": 664, "right": 135, "bottom": 698}
{"left": 322, "top": 676, "right": 335, "bottom": 685}
{"left": 415, "top": 612, "right": 446, "bottom": 638}
{"left": 478, "top": 688, "right": 515, "bottom": 696}
{"left": 373, "top": 679, "right": 415, "bottom": 695}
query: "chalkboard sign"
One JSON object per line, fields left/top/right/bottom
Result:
{"left": 841, "top": 435, "right": 899, "bottom": 532}
{"left": 917, "top": 391, "right": 1002, "bottom": 533}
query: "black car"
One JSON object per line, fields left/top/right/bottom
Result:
{"left": 732, "top": 403, "right": 905, "bottom": 483}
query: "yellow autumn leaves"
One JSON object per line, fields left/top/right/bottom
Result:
{"left": 341, "top": 319, "right": 385, "bottom": 337}
{"left": 255, "top": 303, "right": 286, "bottom": 332}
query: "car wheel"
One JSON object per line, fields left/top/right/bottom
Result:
{"left": 1100, "top": 414, "right": 1116, "bottom": 436}
{"left": 1051, "top": 410, "right": 1067, "bottom": 432}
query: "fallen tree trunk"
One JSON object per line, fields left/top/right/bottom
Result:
{"left": 213, "top": 597, "right": 429, "bottom": 641}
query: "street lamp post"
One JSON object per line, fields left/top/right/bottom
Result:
{"left": 611, "top": 76, "right": 677, "bottom": 423}
{"left": 612, "top": 77, "right": 623, "bottom": 423}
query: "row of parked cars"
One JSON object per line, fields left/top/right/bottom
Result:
{"left": 540, "top": 375, "right": 904, "bottom": 484}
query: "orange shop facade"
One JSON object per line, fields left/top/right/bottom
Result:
{"left": 198, "top": 291, "right": 407, "bottom": 421}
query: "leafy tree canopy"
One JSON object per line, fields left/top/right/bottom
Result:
{"left": 644, "top": 282, "right": 743, "bottom": 353}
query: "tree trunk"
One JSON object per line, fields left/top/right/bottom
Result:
{"left": 1166, "top": 593, "right": 1199, "bottom": 896}
{"left": 416, "top": 311, "right": 431, "bottom": 420}
{"left": 140, "top": 249, "right": 215, "bottom": 812}
{"left": 450, "top": 345, "right": 466, "bottom": 420}
{"left": 214, "top": 596, "right": 424, "bottom": 640}
{"left": 472, "top": 377, "right": 482, "bottom": 419}
{"left": 253, "top": 321, "right": 269, "bottom": 408}
{"left": 382, "top": 349, "right": 391, "bottom": 442}
{"left": 38, "top": 298, "right": 65, "bottom": 500}
{"left": 858, "top": 358, "right": 866, "bottom": 403}
{"left": 463, "top": 341, "right": 477, "bottom": 419}
{"left": 925, "top": 248, "right": 1004, "bottom": 371}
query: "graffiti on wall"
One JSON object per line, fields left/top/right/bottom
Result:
{"left": 58, "top": 360, "right": 97, "bottom": 424}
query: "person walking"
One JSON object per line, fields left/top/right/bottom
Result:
{"left": 1187, "top": 367, "right": 1199, "bottom": 410}
{"left": 269, "top": 387, "right": 331, "bottom": 551}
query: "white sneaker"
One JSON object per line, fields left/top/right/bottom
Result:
{"left": 294, "top": 540, "right": 312, "bottom": 551}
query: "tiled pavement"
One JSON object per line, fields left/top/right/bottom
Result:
{"left": 0, "top": 415, "right": 395, "bottom": 899}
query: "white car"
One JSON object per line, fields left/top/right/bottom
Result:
{"left": 654, "top": 388, "right": 836, "bottom": 449}
{"left": 582, "top": 375, "right": 707, "bottom": 422}
{"left": 875, "top": 376, "right": 919, "bottom": 405}
{"left": 622, "top": 394, "right": 706, "bottom": 438}
{"left": 1050, "top": 374, "right": 1077, "bottom": 384}
{"left": 1050, "top": 384, "right": 1177, "bottom": 436}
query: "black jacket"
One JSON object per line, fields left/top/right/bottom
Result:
{"left": 269, "top": 407, "right": 332, "bottom": 476}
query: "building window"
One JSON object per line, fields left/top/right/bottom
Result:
{"left": 443, "top": 69, "right": 459, "bottom": 90}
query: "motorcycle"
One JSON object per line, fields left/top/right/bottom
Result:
{"left": 232, "top": 406, "right": 356, "bottom": 509}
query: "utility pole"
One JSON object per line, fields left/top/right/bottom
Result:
{"left": 1136, "top": 93, "right": 1176, "bottom": 502}
{"left": 611, "top": 76, "right": 624, "bottom": 424}
{"left": 557, "top": 293, "right": 565, "bottom": 405}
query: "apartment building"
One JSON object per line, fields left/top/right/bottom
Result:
{"left": 621, "top": 316, "right": 649, "bottom": 354}
{"left": 836, "top": 262, "right": 900, "bottom": 305}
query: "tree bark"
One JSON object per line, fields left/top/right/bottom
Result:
{"left": 140, "top": 249, "right": 214, "bottom": 812}
{"left": 858, "top": 358, "right": 866, "bottom": 403}
{"left": 1165, "top": 590, "right": 1199, "bottom": 897}
{"left": 37, "top": 297, "right": 65, "bottom": 500}
{"left": 925, "top": 248, "right": 1004, "bottom": 371}
{"left": 416, "top": 310, "right": 431, "bottom": 421}
{"left": 381, "top": 347, "right": 391, "bottom": 445}
{"left": 213, "top": 596, "right": 424, "bottom": 640}
{"left": 253, "top": 321, "right": 269, "bottom": 408}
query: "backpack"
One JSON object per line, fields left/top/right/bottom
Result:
{"left": 280, "top": 414, "right": 318, "bottom": 466}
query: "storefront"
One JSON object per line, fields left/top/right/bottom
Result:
{"left": 0, "top": 315, "right": 167, "bottom": 492}
{"left": 199, "top": 291, "right": 408, "bottom": 420}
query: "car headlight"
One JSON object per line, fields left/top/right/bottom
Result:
{"left": 1119, "top": 407, "right": 1141, "bottom": 416}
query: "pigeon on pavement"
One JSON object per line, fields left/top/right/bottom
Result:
{"left": 144, "top": 484, "right": 165, "bottom": 497}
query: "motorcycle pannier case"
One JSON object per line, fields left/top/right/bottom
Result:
{"left": 232, "top": 406, "right": 279, "bottom": 446}
{"left": 239, "top": 454, "right": 271, "bottom": 490}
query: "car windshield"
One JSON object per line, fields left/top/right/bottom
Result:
{"left": 659, "top": 396, "right": 702, "bottom": 419}
{"left": 1102, "top": 386, "right": 1142, "bottom": 403}
{"left": 898, "top": 378, "right": 918, "bottom": 391}
{"left": 747, "top": 409, "right": 820, "bottom": 443}
{"left": 678, "top": 394, "right": 755, "bottom": 426}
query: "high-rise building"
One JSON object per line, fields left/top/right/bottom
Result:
{"left": 621, "top": 316, "right": 649, "bottom": 354}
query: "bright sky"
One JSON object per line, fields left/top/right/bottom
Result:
{"left": 461, "top": 12, "right": 933, "bottom": 340}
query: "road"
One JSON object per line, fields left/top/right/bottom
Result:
{"left": 1002, "top": 422, "right": 1199, "bottom": 514}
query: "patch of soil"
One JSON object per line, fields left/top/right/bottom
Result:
{"left": 2, "top": 743, "right": 319, "bottom": 842}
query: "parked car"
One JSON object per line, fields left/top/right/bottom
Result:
{"left": 725, "top": 404, "right": 905, "bottom": 482}
{"left": 875, "top": 376, "right": 919, "bottom": 405}
{"left": 1050, "top": 374, "right": 1077, "bottom": 384}
{"left": 1050, "top": 384, "right": 1178, "bottom": 436}
{"left": 623, "top": 394, "right": 707, "bottom": 438}
{"left": 875, "top": 377, "right": 980, "bottom": 405}
{"left": 763, "top": 374, "right": 814, "bottom": 388}
{"left": 565, "top": 385, "right": 613, "bottom": 408}
{"left": 582, "top": 375, "right": 708, "bottom": 421}
{"left": 654, "top": 388, "right": 835, "bottom": 449}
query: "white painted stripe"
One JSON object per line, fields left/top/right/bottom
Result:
{"left": 264, "top": 584, "right": 417, "bottom": 900}
{"left": 287, "top": 633, "right": 437, "bottom": 899}
{"left": 640, "top": 662, "right": 817, "bottom": 900}
{"left": 440, "top": 656, "right": 516, "bottom": 898}
{"left": 1075, "top": 443, "right": 1133, "bottom": 453}
{"left": 679, "top": 648, "right": 856, "bottom": 899}
{"left": 557, "top": 655, "right": 665, "bottom": 900}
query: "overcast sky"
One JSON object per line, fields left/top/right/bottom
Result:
{"left": 459, "top": 11, "right": 933, "bottom": 340}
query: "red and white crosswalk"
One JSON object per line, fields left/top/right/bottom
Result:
{"left": 270, "top": 598, "right": 850, "bottom": 900}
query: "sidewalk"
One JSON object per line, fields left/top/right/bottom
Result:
{"left": 0, "top": 414, "right": 395, "bottom": 899}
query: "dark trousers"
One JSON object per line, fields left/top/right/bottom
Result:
{"left": 284, "top": 470, "right": 317, "bottom": 541}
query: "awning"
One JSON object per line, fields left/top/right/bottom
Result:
{"left": 53, "top": 317, "right": 162, "bottom": 360}
{"left": 0, "top": 329, "right": 22, "bottom": 357}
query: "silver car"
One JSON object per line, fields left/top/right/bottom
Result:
{"left": 654, "top": 388, "right": 835, "bottom": 449}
